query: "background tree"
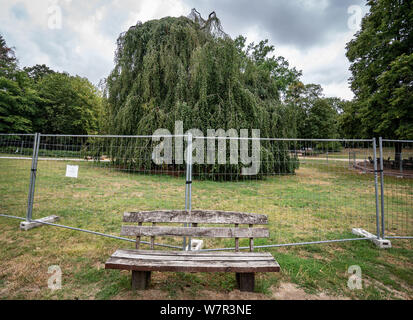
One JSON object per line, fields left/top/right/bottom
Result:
{"left": 36, "top": 72, "right": 102, "bottom": 134}
{"left": 338, "top": 100, "right": 362, "bottom": 139}
{"left": 0, "top": 34, "right": 17, "bottom": 77}
{"left": 345, "top": 0, "right": 413, "bottom": 162}
{"left": 0, "top": 71, "right": 42, "bottom": 133}
{"left": 24, "top": 64, "right": 55, "bottom": 82}
{"left": 0, "top": 34, "right": 43, "bottom": 132}
{"left": 286, "top": 83, "right": 324, "bottom": 138}
{"left": 0, "top": 33, "right": 102, "bottom": 135}
{"left": 303, "top": 98, "right": 339, "bottom": 140}
{"left": 105, "top": 12, "right": 303, "bottom": 177}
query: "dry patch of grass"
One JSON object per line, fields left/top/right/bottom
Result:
{"left": 272, "top": 282, "right": 349, "bottom": 300}
{"left": 296, "top": 166, "right": 334, "bottom": 186}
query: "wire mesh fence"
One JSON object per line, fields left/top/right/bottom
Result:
{"left": 30, "top": 134, "right": 191, "bottom": 248}
{"left": 0, "top": 133, "right": 412, "bottom": 249}
{"left": 380, "top": 139, "right": 413, "bottom": 238}
{"left": 0, "top": 134, "right": 36, "bottom": 219}
{"left": 191, "top": 137, "right": 378, "bottom": 249}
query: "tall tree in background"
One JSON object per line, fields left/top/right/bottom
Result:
{"left": 338, "top": 100, "right": 362, "bottom": 138}
{"left": 284, "top": 83, "right": 340, "bottom": 149}
{"left": 0, "top": 35, "right": 43, "bottom": 132}
{"left": 346, "top": 0, "right": 413, "bottom": 162}
{"left": 105, "top": 11, "right": 303, "bottom": 177}
{"left": 0, "top": 34, "right": 17, "bottom": 77}
{"left": 303, "top": 98, "right": 339, "bottom": 140}
{"left": 24, "top": 64, "right": 55, "bottom": 82}
{"left": 36, "top": 73, "right": 102, "bottom": 134}
{"left": 0, "top": 33, "right": 102, "bottom": 134}
{"left": 0, "top": 72, "right": 43, "bottom": 133}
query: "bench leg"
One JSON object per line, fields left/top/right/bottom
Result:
{"left": 236, "top": 273, "right": 240, "bottom": 288}
{"left": 236, "top": 273, "right": 255, "bottom": 292}
{"left": 131, "top": 271, "right": 151, "bottom": 290}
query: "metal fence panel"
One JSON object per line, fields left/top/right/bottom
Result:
{"left": 380, "top": 139, "right": 413, "bottom": 238}
{"left": 30, "top": 134, "right": 188, "bottom": 248}
{"left": 190, "top": 137, "right": 378, "bottom": 248}
{"left": 0, "top": 134, "right": 36, "bottom": 219}
{"left": 1, "top": 133, "right": 412, "bottom": 249}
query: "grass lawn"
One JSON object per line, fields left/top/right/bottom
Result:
{"left": 0, "top": 158, "right": 412, "bottom": 300}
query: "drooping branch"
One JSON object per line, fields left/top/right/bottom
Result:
{"left": 187, "top": 8, "right": 229, "bottom": 39}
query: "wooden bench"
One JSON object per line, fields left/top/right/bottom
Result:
{"left": 105, "top": 210, "right": 280, "bottom": 292}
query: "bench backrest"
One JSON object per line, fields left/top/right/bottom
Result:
{"left": 121, "top": 210, "right": 269, "bottom": 252}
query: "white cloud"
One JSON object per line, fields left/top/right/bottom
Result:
{"left": 0, "top": 0, "right": 362, "bottom": 99}
{"left": 238, "top": 24, "right": 354, "bottom": 99}
{"left": 275, "top": 30, "right": 355, "bottom": 99}
{"left": 122, "top": 0, "right": 189, "bottom": 30}
{"left": 0, "top": 0, "right": 190, "bottom": 85}
{"left": 322, "top": 82, "right": 353, "bottom": 100}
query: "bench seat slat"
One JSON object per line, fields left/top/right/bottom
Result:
{"left": 121, "top": 226, "right": 269, "bottom": 238}
{"left": 105, "top": 257, "right": 280, "bottom": 273}
{"left": 123, "top": 210, "right": 268, "bottom": 225}
{"left": 115, "top": 249, "right": 273, "bottom": 257}
{"left": 112, "top": 251, "right": 275, "bottom": 262}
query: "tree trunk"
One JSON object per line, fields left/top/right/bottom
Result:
{"left": 394, "top": 142, "right": 402, "bottom": 168}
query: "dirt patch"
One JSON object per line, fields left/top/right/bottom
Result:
{"left": 271, "top": 283, "right": 349, "bottom": 300}
{"left": 111, "top": 282, "right": 348, "bottom": 300}
{"left": 197, "top": 289, "right": 269, "bottom": 300}
{"left": 353, "top": 162, "right": 413, "bottom": 178}
{"left": 117, "top": 288, "right": 270, "bottom": 300}
{"left": 378, "top": 254, "right": 413, "bottom": 270}
{"left": 362, "top": 278, "right": 411, "bottom": 300}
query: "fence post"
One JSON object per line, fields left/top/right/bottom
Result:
{"left": 372, "top": 138, "right": 381, "bottom": 239}
{"left": 378, "top": 137, "right": 385, "bottom": 238}
{"left": 364, "top": 154, "right": 367, "bottom": 173}
{"left": 348, "top": 150, "right": 351, "bottom": 168}
{"left": 183, "top": 133, "right": 193, "bottom": 250}
{"left": 26, "top": 133, "right": 40, "bottom": 221}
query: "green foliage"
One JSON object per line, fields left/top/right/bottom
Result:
{"left": 286, "top": 82, "right": 340, "bottom": 147}
{"left": 374, "top": 53, "right": 413, "bottom": 139}
{"left": 345, "top": 0, "right": 413, "bottom": 140}
{"left": 0, "top": 34, "right": 41, "bottom": 133}
{"left": 24, "top": 64, "right": 55, "bottom": 82}
{"left": 105, "top": 14, "right": 303, "bottom": 177}
{"left": 0, "top": 34, "right": 17, "bottom": 77}
{"left": 303, "top": 99, "right": 339, "bottom": 139}
{"left": 338, "top": 100, "right": 362, "bottom": 139}
{"left": 36, "top": 73, "right": 102, "bottom": 134}
{"left": 0, "top": 34, "right": 102, "bottom": 135}
{"left": 0, "top": 71, "right": 43, "bottom": 133}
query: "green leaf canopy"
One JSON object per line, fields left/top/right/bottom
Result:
{"left": 104, "top": 13, "right": 301, "bottom": 178}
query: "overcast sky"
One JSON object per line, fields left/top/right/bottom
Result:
{"left": 0, "top": 0, "right": 368, "bottom": 100}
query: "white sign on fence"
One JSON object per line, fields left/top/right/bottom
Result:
{"left": 65, "top": 165, "right": 79, "bottom": 178}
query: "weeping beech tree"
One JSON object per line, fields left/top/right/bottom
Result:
{"left": 104, "top": 10, "right": 299, "bottom": 179}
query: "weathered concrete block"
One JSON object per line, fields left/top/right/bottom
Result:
{"left": 352, "top": 228, "right": 391, "bottom": 249}
{"left": 372, "top": 238, "right": 392, "bottom": 249}
{"left": 20, "top": 215, "right": 59, "bottom": 231}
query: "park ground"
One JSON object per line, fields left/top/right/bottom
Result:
{"left": 0, "top": 157, "right": 412, "bottom": 300}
